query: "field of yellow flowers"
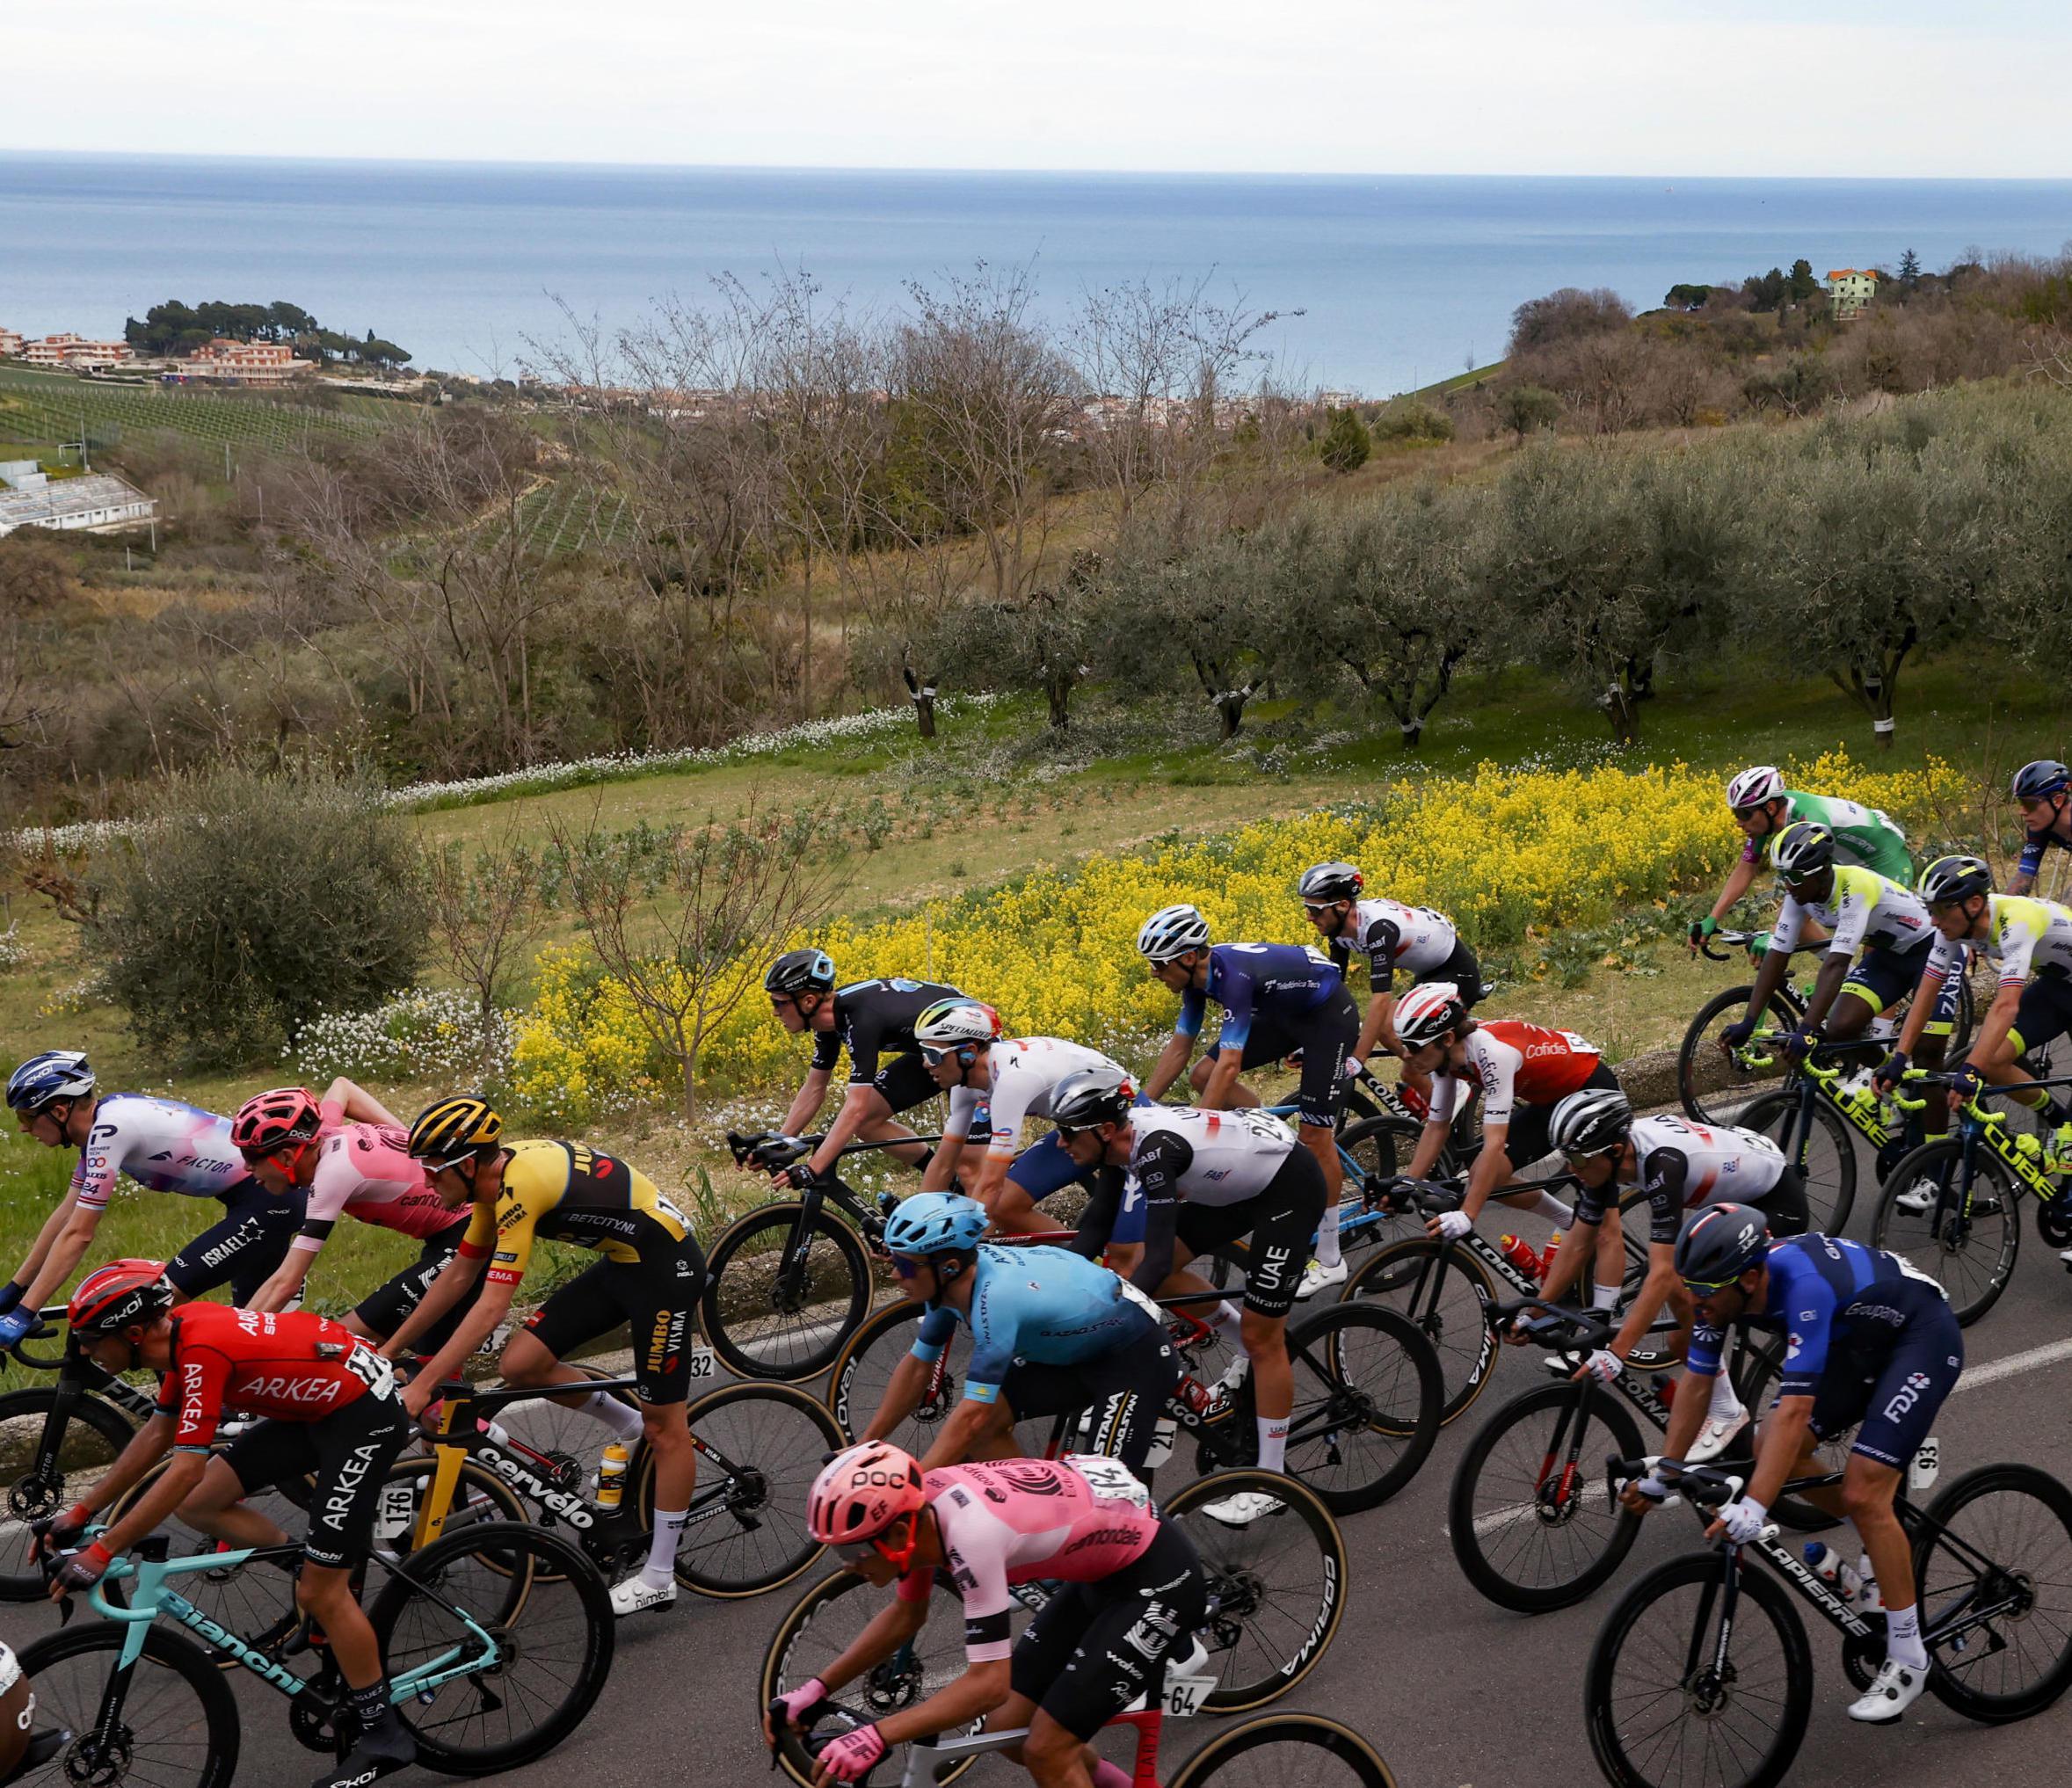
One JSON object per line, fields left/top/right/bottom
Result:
{"left": 507, "top": 751, "right": 1963, "bottom": 1123}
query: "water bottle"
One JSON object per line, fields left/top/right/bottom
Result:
{"left": 1801, "top": 1544, "right": 1867, "bottom": 1605}
{"left": 1538, "top": 1232, "right": 1565, "bottom": 1279}
{"left": 596, "top": 1442, "right": 629, "bottom": 1511}
{"left": 1497, "top": 1234, "right": 1540, "bottom": 1281}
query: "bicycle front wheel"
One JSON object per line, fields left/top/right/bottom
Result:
{"left": 1870, "top": 1140, "right": 2020, "bottom": 1325}
{"left": 701, "top": 1201, "right": 873, "bottom": 1381}
{"left": 1734, "top": 1089, "right": 1856, "bottom": 1234}
{"left": 0, "top": 1386, "right": 135, "bottom": 1601}
{"left": 1679, "top": 985, "right": 1802, "bottom": 1123}
{"left": 1163, "top": 1469, "right": 1349, "bottom": 1711}
{"left": 671, "top": 1379, "right": 842, "bottom": 1596}
{"left": 1339, "top": 1235, "right": 1496, "bottom": 1425}
{"left": 368, "top": 1520, "right": 614, "bottom": 1776}
{"left": 12, "top": 1621, "right": 238, "bottom": 1788}
{"left": 1916, "top": 1462, "right": 2072, "bottom": 1722}
{"left": 1448, "top": 1380, "right": 1644, "bottom": 1613}
{"left": 1585, "top": 1551, "right": 1812, "bottom": 1788}
{"left": 1167, "top": 1712, "right": 1399, "bottom": 1787}
{"left": 1283, "top": 1304, "right": 1441, "bottom": 1512}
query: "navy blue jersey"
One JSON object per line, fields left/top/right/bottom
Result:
{"left": 2017, "top": 824, "right": 2072, "bottom": 883}
{"left": 1174, "top": 943, "right": 1341, "bottom": 1050}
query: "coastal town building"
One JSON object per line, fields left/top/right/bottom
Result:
{"left": 16, "top": 333, "right": 134, "bottom": 370}
{"left": 169, "top": 338, "right": 313, "bottom": 386}
{"left": 0, "top": 327, "right": 24, "bottom": 359}
{"left": 1826, "top": 268, "right": 1879, "bottom": 321}
{"left": 0, "top": 460, "right": 157, "bottom": 537}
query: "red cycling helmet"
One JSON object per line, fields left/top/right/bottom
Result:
{"left": 230, "top": 1087, "right": 323, "bottom": 1158}
{"left": 807, "top": 1442, "right": 927, "bottom": 1570}
{"left": 69, "top": 1259, "right": 176, "bottom": 1338}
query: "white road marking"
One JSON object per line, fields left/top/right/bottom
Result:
{"left": 1951, "top": 1334, "right": 2072, "bottom": 1395}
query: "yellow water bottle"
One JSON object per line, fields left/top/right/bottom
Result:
{"left": 596, "top": 1442, "right": 629, "bottom": 1511}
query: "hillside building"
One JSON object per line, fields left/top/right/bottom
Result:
{"left": 169, "top": 338, "right": 313, "bottom": 387}
{"left": 0, "top": 460, "right": 156, "bottom": 537}
{"left": 1826, "top": 269, "right": 1879, "bottom": 321}
{"left": 16, "top": 333, "right": 134, "bottom": 370}
{"left": 0, "top": 327, "right": 24, "bottom": 358}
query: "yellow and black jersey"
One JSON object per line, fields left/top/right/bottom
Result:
{"left": 461, "top": 1138, "right": 690, "bottom": 1285}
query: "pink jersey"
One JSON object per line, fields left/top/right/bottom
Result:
{"left": 292, "top": 1101, "right": 456, "bottom": 1251}
{"left": 895, "top": 1457, "right": 1161, "bottom": 1661}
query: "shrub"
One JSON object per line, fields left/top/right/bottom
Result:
{"left": 1371, "top": 400, "right": 1454, "bottom": 443}
{"left": 88, "top": 766, "right": 426, "bottom": 1069}
{"left": 1318, "top": 407, "right": 1372, "bottom": 475}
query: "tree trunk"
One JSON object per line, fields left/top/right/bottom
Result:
{"left": 902, "top": 659, "right": 937, "bottom": 739}
{"left": 1044, "top": 669, "right": 1072, "bottom": 730}
{"left": 1599, "top": 677, "right": 1640, "bottom": 746}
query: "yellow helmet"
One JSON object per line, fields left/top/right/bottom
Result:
{"left": 407, "top": 1095, "right": 504, "bottom": 1167}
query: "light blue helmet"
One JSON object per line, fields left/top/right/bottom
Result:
{"left": 883, "top": 1192, "right": 989, "bottom": 1257}
{"left": 7, "top": 1050, "right": 95, "bottom": 1113}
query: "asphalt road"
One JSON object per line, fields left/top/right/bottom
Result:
{"left": 18, "top": 1146, "right": 2072, "bottom": 1788}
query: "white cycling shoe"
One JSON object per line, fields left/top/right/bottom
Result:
{"left": 1202, "top": 1354, "right": 1252, "bottom": 1417}
{"left": 1893, "top": 1181, "right": 2000, "bottom": 1217}
{"left": 1297, "top": 1257, "right": 1348, "bottom": 1298}
{"left": 1848, "top": 1657, "right": 1929, "bottom": 1724}
{"left": 608, "top": 1574, "right": 678, "bottom": 1617}
{"left": 1200, "top": 1488, "right": 1285, "bottom": 1528}
{"left": 1686, "top": 1404, "right": 1750, "bottom": 1465}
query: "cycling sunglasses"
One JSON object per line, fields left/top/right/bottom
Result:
{"left": 888, "top": 1254, "right": 931, "bottom": 1281}
{"left": 1301, "top": 900, "right": 1342, "bottom": 917}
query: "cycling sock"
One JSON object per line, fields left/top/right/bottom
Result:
{"left": 1091, "top": 1762, "right": 1133, "bottom": 1788}
{"left": 346, "top": 1676, "right": 392, "bottom": 1729}
{"left": 582, "top": 1391, "right": 644, "bottom": 1441}
{"left": 643, "top": 1507, "right": 688, "bottom": 1588}
{"left": 1588, "top": 1283, "right": 1619, "bottom": 1312}
{"left": 1209, "top": 1302, "right": 1247, "bottom": 1348}
{"left": 1706, "top": 1371, "right": 1744, "bottom": 1421}
{"left": 1256, "top": 1415, "right": 1289, "bottom": 1473}
{"left": 1885, "top": 1601, "right": 1928, "bottom": 1671}
{"left": 1527, "top": 1190, "right": 1574, "bottom": 1225}
{"left": 1313, "top": 1200, "right": 1342, "bottom": 1269}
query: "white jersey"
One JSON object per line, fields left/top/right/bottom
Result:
{"left": 1927, "top": 893, "right": 2072, "bottom": 986}
{"left": 1770, "top": 865, "right": 1932, "bottom": 959}
{"left": 69, "top": 1094, "right": 247, "bottom": 1213}
{"left": 1123, "top": 1105, "right": 1295, "bottom": 1209}
{"left": 1633, "top": 1115, "right": 1785, "bottom": 1203}
{"left": 1334, "top": 898, "right": 1458, "bottom": 983}
{"left": 947, "top": 1036, "right": 1125, "bottom": 1157}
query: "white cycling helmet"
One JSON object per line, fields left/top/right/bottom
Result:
{"left": 1393, "top": 981, "right": 1468, "bottom": 1049}
{"left": 1137, "top": 904, "right": 1210, "bottom": 963}
{"left": 912, "top": 999, "right": 1002, "bottom": 1051}
{"left": 1726, "top": 766, "right": 1785, "bottom": 812}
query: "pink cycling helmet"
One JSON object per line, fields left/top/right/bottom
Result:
{"left": 808, "top": 1443, "right": 927, "bottom": 1564}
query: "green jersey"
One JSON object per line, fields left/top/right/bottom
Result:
{"left": 1745, "top": 789, "right": 1912, "bottom": 886}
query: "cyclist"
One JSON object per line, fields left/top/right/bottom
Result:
{"left": 1393, "top": 983, "right": 1623, "bottom": 1292}
{"left": 0, "top": 1051, "right": 349, "bottom": 1350}
{"left": 1690, "top": 766, "right": 1913, "bottom": 951}
{"left": 0, "top": 1641, "right": 32, "bottom": 1778}
{"left": 857, "top": 1192, "right": 1179, "bottom": 1473}
{"left": 1723, "top": 822, "right": 1957, "bottom": 1167}
{"left": 765, "top": 949, "right": 968, "bottom": 1188}
{"left": 1625, "top": 1208, "right": 1961, "bottom": 1726}
{"left": 914, "top": 999, "right": 1141, "bottom": 1233}
{"left": 1537, "top": 1087, "right": 1807, "bottom": 1460}
{"left": 1055, "top": 1065, "right": 1325, "bottom": 1523}
{"left": 769, "top": 1443, "right": 1205, "bottom": 1788}
{"left": 1297, "top": 860, "right": 1481, "bottom": 1102}
{"left": 39, "top": 1261, "right": 416, "bottom": 1788}
{"left": 1136, "top": 904, "right": 1359, "bottom": 1293}
{"left": 230, "top": 1086, "right": 492, "bottom": 1348}
{"left": 2007, "top": 759, "right": 2072, "bottom": 897}
{"left": 380, "top": 1098, "right": 704, "bottom": 1618}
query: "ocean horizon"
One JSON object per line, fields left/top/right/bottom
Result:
{"left": 4, "top": 152, "right": 2069, "bottom": 396}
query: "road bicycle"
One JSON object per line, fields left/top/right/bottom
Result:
{"left": 1694, "top": 1040, "right": 1894, "bottom": 1236}
{"left": 13, "top": 1515, "right": 614, "bottom": 1786}
{"left": 1869, "top": 1070, "right": 2072, "bottom": 1325}
{"left": 825, "top": 1280, "right": 1441, "bottom": 1515}
{"left": 761, "top": 1467, "right": 1356, "bottom": 1785}
{"left": 1584, "top": 1453, "right": 2072, "bottom": 1788}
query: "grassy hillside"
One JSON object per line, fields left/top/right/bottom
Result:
{"left": 0, "top": 361, "right": 395, "bottom": 455}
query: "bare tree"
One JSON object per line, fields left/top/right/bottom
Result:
{"left": 422, "top": 813, "right": 554, "bottom": 1031}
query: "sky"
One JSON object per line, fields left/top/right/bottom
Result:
{"left": 10, "top": 0, "right": 2072, "bottom": 177}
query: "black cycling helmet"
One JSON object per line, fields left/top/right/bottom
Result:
{"left": 1049, "top": 1065, "right": 1137, "bottom": 1133}
{"left": 1770, "top": 820, "right": 1836, "bottom": 883}
{"left": 1298, "top": 861, "right": 1364, "bottom": 905}
{"left": 1548, "top": 1087, "right": 1633, "bottom": 1158}
{"left": 2012, "top": 760, "right": 2070, "bottom": 802}
{"left": 1918, "top": 854, "right": 1993, "bottom": 907}
{"left": 766, "top": 949, "right": 836, "bottom": 995}
{"left": 1674, "top": 1203, "right": 1771, "bottom": 1291}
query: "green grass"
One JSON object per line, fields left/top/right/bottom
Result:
{"left": 0, "top": 363, "right": 395, "bottom": 455}
{"left": 1410, "top": 360, "right": 1509, "bottom": 399}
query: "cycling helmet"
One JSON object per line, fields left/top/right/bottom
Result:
{"left": 883, "top": 1192, "right": 989, "bottom": 1257}
{"left": 1049, "top": 1065, "right": 1138, "bottom": 1132}
{"left": 1726, "top": 766, "right": 1785, "bottom": 812}
{"left": 765, "top": 949, "right": 836, "bottom": 995}
{"left": 1770, "top": 820, "right": 1836, "bottom": 883}
{"left": 407, "top": 1096, "right": 504, "bottom": 1167}
{"left": 1674, "top": 1204, "right": 1770, "bottom": 1291}
{"left": 1137, "top": 904, "right": 1210, "bottom": 963}
{"left": 2013, "top": 760, "right": 2070, "bottom": 802}
{"left": 1918, "top": 854, "right": 1993, "bottom": 906}
{"left": 1298, "top": 861, "right": 1364, "bottom": 904}
{"left": 68, "top": 1259, "right": 176, "bottom": 1338}
{"left": 807, "top": 1442, "right": 927, "bottom": 1560}
{"left": 1393, "top": 981, "right": 1468, "bottom": 1049}
{"left": 1548, "top": 1087, "right": 1633, "bottom": 1158}
{"left": 229, "top": 1087, "right": 323, "bottom": 1158}
{"left": 6, "top": 1050, "right": 94, "bottom": 1114}
{"left": 912, "top": 999, "right": 1002, "bottom": 1052}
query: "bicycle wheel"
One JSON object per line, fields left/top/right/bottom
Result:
{"left": 367, "top": 1520, "right": 614, "bottom": 1776}
{"left": 1167, "top": 1712, "right": 1399, "bottom": 1787}
{"left": 1585, "top": 1551, "right": 1813, "bottom": 1788}
{"left": 1734, "top": 1090, "right": 1857, "bottom": 1235}
{"left": 1162, "top": 1470, "right": 1348, "bottom": 1711}
{"left": 1733, "top": 1337, "right": 1850, "bottom": 1534}
{"left": 1869, "top": 1140, "right": 2020, "bottom": 1326}
{"left": 1448, "top": 1379, "right": 1644, "bottom": 1613}
{"left": 1282, "top": 1305, "right": 1440, "bottom": 1512}
{"left": 760, "top": 1569, "right": 990, "bottom": 1788}
{"left": 11, "top": 1620, "right": 238, "bottom": 1788}
{"left": 1334, "top": 1116, "right": 1429, "bottom": 1210}
{"left": 701, "top": 1202, "right": 873, "bottom": 1382}
{"left": 826, "top": 1301, "right": 937, "bottom": 1446}
{"left": 670, "top": 1379, "right": 842, "bottom": 1596}
{"left": 1915, "top": 1462, "right": 2072, "bottom": 1722}
{"left": 0, "top": 1386, "right": 135, "bottom": 1601}
{"left": 1339, "top": 1235, "right": 1497, "bottom": 1425}
{"left": 1679, "top": 985, "right": 1803, "bottom": 1123}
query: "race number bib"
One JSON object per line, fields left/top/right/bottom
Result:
{"left": 1116, "top": 1279, "right": 1164, "bottom": 1323}
{"left": 687, "top": 1341, "right": 717, "bottom": 1382}
{"left": 1065, "top": 1453, "right": 1152, "bottom": 1511}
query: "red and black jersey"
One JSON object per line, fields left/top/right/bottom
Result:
{"left": 153, "top": 1301, "right": 392, "bottom": 1450}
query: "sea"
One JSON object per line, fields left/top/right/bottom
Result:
{"left": 3, "top": 154, "right": 2069, "bottom": 397}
